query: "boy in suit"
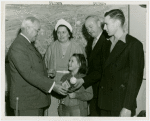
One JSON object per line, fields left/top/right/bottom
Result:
{"left": 98, "top": 9, "right": 144, "bottom": 117}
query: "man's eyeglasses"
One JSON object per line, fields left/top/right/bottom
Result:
{"left": 32, "top": 27, "right": 40, "bottom": 33}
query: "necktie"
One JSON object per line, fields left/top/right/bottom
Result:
{"left": 92, "top": 39, "right": 97, "bottom": 49}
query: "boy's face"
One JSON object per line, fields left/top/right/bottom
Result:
{"left": 68, "top": 56, "right": 80, "bottom": 72}
{"left": 104, "top": 15, "right": 117, "bottom": 36}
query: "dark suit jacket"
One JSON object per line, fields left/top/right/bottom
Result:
{"left": 98, "top": 34, "right": 144, "bottom": 111}
{"left": 8, "top": 34, "right": 54, "bottom": 110}
{"left": 83, "top": 32, "right": 106, "bottom": 98}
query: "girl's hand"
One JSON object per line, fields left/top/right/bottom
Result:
{"left": 71, "top": 78, "right": 84, "bottom": 91}
{"left": 68, "top": 92, "right": 76, "bottom": 98}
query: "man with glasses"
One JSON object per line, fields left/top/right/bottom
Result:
{"left": 8, "top": 17, "right": 68, "bottom": 116}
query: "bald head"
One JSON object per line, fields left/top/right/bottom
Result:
{"left": 85, "top": 15, "right": 99, "bottom": 23}
{"left": 85, "top": 15, "right": 103, "bottom": 38}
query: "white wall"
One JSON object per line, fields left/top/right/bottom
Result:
{"left": 129, "top": 5, "right": 146, "bottom": 115}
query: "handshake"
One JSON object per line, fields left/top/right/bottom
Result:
{"left": 52, "top": 76, "right": 77, "bottom": 96}
{"left": 48, "top": 69, "right": 84, "bottom": 96}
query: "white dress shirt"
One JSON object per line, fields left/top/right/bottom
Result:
{"left": 20, "top": 33, "right": 31, "bottom": 43}
{"left": 92, "top": 31, "right": 103, "bottom": 49}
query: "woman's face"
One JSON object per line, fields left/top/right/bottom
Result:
{"left": 57, "top": 26, "right": 70, "bottom": 43}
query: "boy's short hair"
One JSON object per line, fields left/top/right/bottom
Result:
{"left": 104, "top": 9, "right": 125, "bottom": 26}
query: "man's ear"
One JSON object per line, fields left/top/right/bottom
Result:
{"left": 26, "top": 26, "right": 30, "bottom": 33}
{"left": 115, "top": 20, "right": 121, "bottom": 28}
{"left": 97, "top": 20, "right": 101, "bottom": 27}
{"left": 97, "top": 17, "right": 104, "bottom": 28}
{"left": 99, "top": 17, "right": 104, "bottom": 23}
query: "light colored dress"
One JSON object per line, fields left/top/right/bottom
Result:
{"left": 44, "top": 39, "right": 86, "bottom": 116}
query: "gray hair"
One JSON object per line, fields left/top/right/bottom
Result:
{"left": 85, "top": 15, "right": 104, "bottom": 29}
{"left": 21, "top": 17, "right": 39, "bottom": 31}
{"left": 85, "top": 15, "right": 104, "bottom": 23}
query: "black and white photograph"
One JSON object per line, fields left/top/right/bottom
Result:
{"left": 1, "top": 1, "right": 148, "bottom": 120}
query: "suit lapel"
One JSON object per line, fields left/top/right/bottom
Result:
{"left": 20, "top": 34, "right": 42, "bottom": 59}
{"left": 28, "top": 44, "right": 42, "bottom": 59}
{"left": 104, "top": 40, "right": 127, "bottom": 69}
{"left": 89, "top": 33, "right": 105, "bottom": 62}
{"left": 86, "top": 39, "right": 92, "bottom": 61}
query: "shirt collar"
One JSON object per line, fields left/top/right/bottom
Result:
{"left": 93, "top": 31, "right": 103, "bottom": 43}
{"left": 109, "top": 32, "right": 127, "bottom": 43}
{"left": 96, "top": 31, "right": 103, "bottom": 40}
{"left": 20, "top": 33, "right": 31, "bottom": 43}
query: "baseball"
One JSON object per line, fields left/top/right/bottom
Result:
{"left": 70, "top": 77, "right": 77, "bottom": 84}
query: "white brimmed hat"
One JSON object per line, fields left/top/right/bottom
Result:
{"left": 55, "top": 19, "right": 72, "bottom": 32}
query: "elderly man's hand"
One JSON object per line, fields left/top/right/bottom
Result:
{"left": 71, "top": 78, "right": 84, "bottom": 91}
{"left": 120, "top": 108, "right": 131, "bottom": 117}
{"left": 47, "top": 69, "right": 56, "bottom": 78}
{"left": 52, "top": 82, "right": 68, "bottom": 95}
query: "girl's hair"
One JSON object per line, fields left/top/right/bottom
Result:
{"left": 72, "top": 53, "right": 87, "bottom": 74}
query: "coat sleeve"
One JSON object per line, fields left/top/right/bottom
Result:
{"left": 75, "top": 86, "right": 93, "bottom": 101}
{"left": 123, "top": 41, "right": 144, "bottom": 110}
{"left": 82, "top": 51, "right": 103, "bottom": 89}
{"left": 9, "top": 46, "right": 54, "bottom": 93}
{"left": 82, "top": 37, "right": 106, "bottom": 89}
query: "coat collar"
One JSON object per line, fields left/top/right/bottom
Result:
{"left": 19, "top": 34, "right": 42, "bottom": 59}
{"left": 108, "top": 32, "right": 127, "bottom": 44}
{"left": 104, "top": 34, "right": 128, "bottom": 69}
{"left": 20, "top": 33, "right": 31, "bottom": 43}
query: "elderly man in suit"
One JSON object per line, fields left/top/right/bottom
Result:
{"left": 73, "top": 15, "right": 107, "bottom": 116}
{"left": 8, "top": 17, "right": 68, "bottom": 116}
{"left": 98, "top": 9, "right": 144, "bottom": 117}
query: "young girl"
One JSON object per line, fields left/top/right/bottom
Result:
{"left": 58, "top": 53, "right": 93, "bottom": 116}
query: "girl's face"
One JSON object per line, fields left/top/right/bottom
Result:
{"left": 68, "top": 56, "right": 80, "bottom": 73}
{"left": 57, "top": 26, "right": 70, "bottom": 43}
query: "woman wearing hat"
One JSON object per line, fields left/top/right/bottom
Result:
{"left": 45, "top": 19, "right": 86, "bottom": 116}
